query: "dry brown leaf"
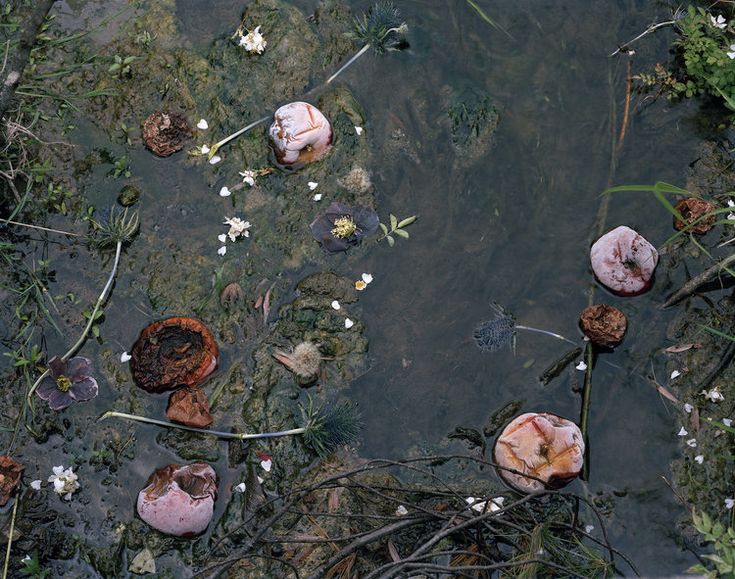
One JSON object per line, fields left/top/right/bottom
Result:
{"left": 387, "top": 540, "right": 401, "bottom": 563}
{"left": 327, "top": 487, "right": 343, "bottom": 513}
{"left": 652, "top": 380, "right": 680, "bottom": 404}
{"left": 663, "top": 343, "right": 703, "bottom": 353}
{"left": 691, "top": 406, "right": 701, "bottom": 433}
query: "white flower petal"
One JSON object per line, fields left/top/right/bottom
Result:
{"left": 219, "top": 186, "right": 232, "bottom": 197}
{"left": 684, "top": 403, "right": 693, "bottom": 413}
{"left": 344, "top": 318, "right": 354, "bottom": 329}
{"left": 218, "top": 233, "right": 227, "bottom": 243}
{"left": 260, "top": 459, "right": 272, "bottom": 472}
{"left": 217, "top": 246, "right": 227, "bottom": 256}
{"left": 724, "top": 418, "right": 733, "bottom": 427}
{"left": 313, "top": 193, "right": 322, "bottom": 201}
{"left": 686, "top": 438, "right": 697, "bottom": 448}
{"left": 670, "top": 370, "right": 681, "bottom": 380}
{"left": 575, "top": 361, "right": 587, "bottom": 371}
{"left": 308, "top": 181, "right": 319, "bottom": 191}
{"left": 677, "top": 427, "right": 688, "bottom": 437}
{"left": 331, "top": 300, "right": 341, "bottom": 310}
{"left": 695, "top": 454, "right": 704, "bottom": 464}
{"left": 585, "top": 524, "right": 595, "bottom": 534}
{"left": 120, "top": 351, "right": 131, "bottom": 363}
{"left": 209, "top": 155, "right": 222, "bottom": 165}
{"left": 726, "top": 498, "right": 735, "bottom": 510}
{"left": 257, "top": 476, "right": 264, "bottom": 484}
{"left": 395, "top": 505, "right": 408, "bottom": 516}
{"left": 728, "top": 199, "right": 735, "bottom": 208}
{"left": 30, "top": 479, "right": 42, "bottom": 490}
{"left": 361, "top": 273, "right": 373, "bottom": 284}
{"left": 200, "top": 145, "right": 210, "bottom": 154}
{"left": 234, "top": 482, "right": 246, "bottom": 493}
{"left": 354, "top": 126, "right": 363, "bottom": 135}
{"left": 197, "top": 119, "right": 209, "bottom": 130}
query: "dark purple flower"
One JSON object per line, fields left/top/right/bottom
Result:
{"left": 309, "top": 201, "right": 379, "bottom": 253}
{"left": 36, "top": 356, "right": 99, "bottom": 411}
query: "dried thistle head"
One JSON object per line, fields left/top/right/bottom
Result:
{"left": 89, "top": 206, "right": 139, "bottom": 250}
{"left": 473, "top": 304, "right": 516, "bottom": 352}
{"left": 353, "top": 2, "right": 408, "bottom": 54}
{"left": 273, "top": 342, "right": 322, "bottom": 381}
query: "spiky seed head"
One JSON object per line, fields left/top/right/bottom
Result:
{"left": 473, "top": 304, "right": 516, "bottom": 352}
{"left": 353, "top": 2, "right": 408, "bottom": 54}
{"left": 303, "top": 401, "right": 362, "bottom": 457}
{"left": 89, "top": 206, "right": 139, "bottom": 250}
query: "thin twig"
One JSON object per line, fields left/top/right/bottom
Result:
{"left": 662, "top": 253, "right": 735, "bottom": 308}
{"left": 0, "top": 218, "right": 78, "bottom": 236}
{"left": 616, "top": 59, "right": 633, "bottom": 152}
{"left": 609, "top": 18, "right": 678, "bottom": 57}
{"left": 1, "top": 495, "right": 19, "bottom": 579}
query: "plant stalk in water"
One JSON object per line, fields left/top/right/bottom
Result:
{"left": 25, "top": 208, "right": 138, "bottom": 407}
{"left": 579, "top": 341, "right": 594, "bottom": 481}
{"left": 99, "top": 399, "right": 361, "bottom": 457}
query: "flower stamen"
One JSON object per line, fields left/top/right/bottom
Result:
{"left": 55, "top": 375, "right": 72, "bottom": 392}
{"left": 331, "top": 216, "right": 357, "bottom": 238}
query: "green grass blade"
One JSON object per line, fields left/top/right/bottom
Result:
{"left": 464, "top": 0, "right": 513, "bottom": 38}
{"left": 702, "top": 325, "right": 735, "bottom": 342}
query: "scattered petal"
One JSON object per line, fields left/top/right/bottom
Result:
{"left": 728, "top": 44, "right": 735, "bottom": 60}
{"left": 200, "top": 145, "right": 210, "bottom": 154}
{"left": 218, "top": 234, "right": 227, "bottom": 243}
{"left": 703, "top": 386, "right": 725, "bottom": 402}
{"left": 260, "top": 459, "right": 272, "bottom": 472}
{"left": 257, "top": 476, "right": 264, "bottom": 484}
{"left": 223, "top": 217, "right": 252, "bottom": 241}
{"left": 726, "top": 498, "right": 735, "bottom": 510}
{"left": 585, "top": 524, "right": 595, "bottom": 534}
{"left": 361, "top": 273, "right": 373, "bottom": 284}
{"left": 395, "top": 505, "right": 408, "bottom": 516}
{"left": 313, "top": 193, "right": 323, "bottom": 201}
{"left": 344, "top": 318, "right": 354, "bottom": 329}
{"left": 120, "top": 351, "right": 132, "bottom": 363}
{"left": 217, "top": 246, "right": 227, "bottom": 256}
{"left": 219, "top": 186, "right": 232, "bottom": 197}
{"left": 724, "top": 418, "right": 733, "bottom": 427}
{"left": 354, "top": 126, "right": 363, "bottom": 135}
{"left": 239, "top": 170, "right": 256, "bottom": 186}
{"left": 209, "top": 155, "right": 222, "bottom": 165}
{"left": 694, "top": 454, "right": 704, "bottom": 464}
{"left": 239, "top": 25, "right": 267, "bottom": 54}
{"left": 670, "top": 370, "right": 681, "bottom": 380}
{"left": 677, "top": 427, "right": 688, "bottom": 437}
{"left": 197, "top": 119, "right": 209, "bottom": 130}
{"left": 355, "top": 280, "right": 367, "bottom": 291}
{"left": 308, "top": 181, "right": 319, "bottom": 191}
{"left": 686, "top": 438, "right": 697, "bottom": 448}
{"left": 30, "top": 479, "right": 42, "bottom": 491}
{"left": 331, "top": 300, "right": 341, "bottom": 310}
{"left": 234, "top": 482, "right": 246, "bottom": 493}
{"left": 575, "top": 361, "right": 587, "bottom": 371}
{"left": 728, "top": 199, "right": 735, "bottom": 208}
{"left": 684, "top": 403, "right": 693, "bottom": 413}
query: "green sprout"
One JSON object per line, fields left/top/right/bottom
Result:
{"left": 377, "top": 214, "right": 416, "bottom": 246}
{"left": 99, "top": 399, "right": 362, "bottom": 457}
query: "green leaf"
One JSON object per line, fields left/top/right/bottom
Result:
{"left": 397, "top": 215, "right": 417, "bottom": 228}
{"left": 386, "top": 235, "right": 395, "bottom": 247}
{"left": 394, "top": 229, "right": 409, "bottom": 238}
{"left": 379, "top": 223, "right": 388, "bottom": 234}
{"left": 389, "top": 214, "right": 397, "bottom": 230}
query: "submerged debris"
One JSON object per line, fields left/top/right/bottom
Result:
{"left": 136, "top": 462, "right": 217, "bottom": 536}
{"left": 473, "top": 304, "right": 575, "bottom": 352}
{"left": 579, "top": 304, "right": 627, "bottom": 348}
{"left": 494, "top": 412, "right": 584, "bottom": 493}
{"left": 273, "top": 342, "right": 323, "bottom": 384}
{"left": 673, "top": 198, "right": 716, "bottom": 234}
{"left": 165, "top": 385, "right": 214, "bottom": 428}
{"left": 0, "top": 456, "right": 23, "bottom": 506}
{"left": 130, "top": 317, "right": 219, "bottom": 393}
{"left": 142, "top": 111, "right": 192, "bottom": 157}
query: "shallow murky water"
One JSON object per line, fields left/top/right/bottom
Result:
{"left": 7, "top": 0, "right": 718, "bottom": 575}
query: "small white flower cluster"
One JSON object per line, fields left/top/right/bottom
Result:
{"left": 48, "top": 465, "right": 80, "bottom": 500}
{"left": 355, "top": 272, "right": 373, "bottom": 291}
{"left": 240, "top": 170, "right": 257, "bottom": 187}
{"left": 727, "top": 199, "right": 735, "bottom": 220}
{"left": 217, "top": 217, "right": 252, "bottom": 256}
{"left": 711, "top": 14, "right": 727, "bottom": 30}
{"left": 238, "top": 26, "right": 267, "bottom": 54}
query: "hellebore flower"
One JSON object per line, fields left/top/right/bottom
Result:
{"left": 493, "top": 412, "right": 584, "bottom": 493}
{"left": 309, "top": 201, "right": 379, "bottom": 253}
{"left": 36, "top": 356, "right": 98, "bottom": 410}
{"left": 137, "top": 462, "right": 217, "bottom": 536}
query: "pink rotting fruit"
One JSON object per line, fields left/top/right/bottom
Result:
{"left": 136, "top": 462, "right": 217, "bottom": 537}
{"left": 268, "top": 102, "right": 332, "bottom": 166}
{"left": 493, "top": 412, "right": 585, "bottom": 493}
{"left": 590, "top": 225, "right": 659, "bottom": 296}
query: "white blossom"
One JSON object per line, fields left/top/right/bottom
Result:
{"left": 703, "top": 386, "right": 725, "bottom": 402}
{"left": 48, "top": 465, "right": 80, "bottom": 500}
{"left": 728, "top": 44, "right": 735, "bottom": 59}
{"left": 710, "top": 14, "right": 727, "bottom": 29}
{"left": 240, "top": 170, "right": 256, "bottom": 186}
{"left": 239, "top": 26, "right": 267, "bottom": 54}
{"left": 223, "top": 217, "right": 251, "bottom": 241}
